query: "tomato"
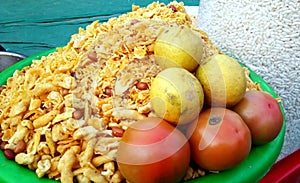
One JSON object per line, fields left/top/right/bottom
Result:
{"left": 187, "top": 108, "right": 251, "bottom": 171}
{"left": 116, "top": 117, "right": 190, "bottom": 183}
{"left": 233, "top": 90, "right": 283, "bottom": 145}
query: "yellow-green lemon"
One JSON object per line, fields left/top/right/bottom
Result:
{"left": 195, "top": 54, "right": 247, "bottom": 107}
{"left": 154, "top": 25, "right": 203, "bottom": 72}
{"left": 150, "top": 67, "right": 204, "bottom": 125}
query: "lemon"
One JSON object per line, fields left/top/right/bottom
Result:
{"left": 195, "top": 54, "right": 246, "bottom": 107}
{"left": 150, "top": 67, "right": 204, "bottom": 125}
{"left": 154, "top": 25, "right": 203, "bottom": 72}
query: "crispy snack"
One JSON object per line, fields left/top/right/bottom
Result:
{"left": 0, "top": 1, "right": 258, "bottom": 183}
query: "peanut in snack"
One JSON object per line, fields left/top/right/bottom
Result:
{"left": 0, "top": 2, "right": 259, "bottom": 183}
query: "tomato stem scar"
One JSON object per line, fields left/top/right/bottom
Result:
{"left": 209, "top": 115, "right": 221, "bottom": 125}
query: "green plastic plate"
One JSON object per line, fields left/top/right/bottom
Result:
{"left": 0, "top": 49, "right": 285, "bottom": 183}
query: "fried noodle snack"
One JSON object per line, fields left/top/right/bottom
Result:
{"left": 0, "top": 2, "right": 259, "bottom": 183}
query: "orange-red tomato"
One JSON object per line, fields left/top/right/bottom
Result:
{"left": 187, "top": 108, "right": 252, "bottom": 171}
{"left": 233, "top": 90, "right": 283, "bottom": 145}
{"left": 116, "top": 117, "right": 190, "bottom": 183}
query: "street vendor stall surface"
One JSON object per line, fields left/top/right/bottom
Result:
{"left": 0, "top": 0, "right": 299, "bottom": 183}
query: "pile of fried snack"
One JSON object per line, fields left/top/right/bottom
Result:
{"left": 0, "top": 2, "right": 261, "bottom": 183}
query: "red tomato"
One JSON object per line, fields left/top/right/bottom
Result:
{"left": 116, "top": 117, "right": 190, "bottom": 183}
{"left": 187, "top": 108, "right": 252, "bottom": 171}
{"left": 233, "top": 90, "right": 283, "bottom": 145}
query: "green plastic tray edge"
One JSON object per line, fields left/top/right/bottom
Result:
{"left": 0, "top": 48, "right": 57, "bottom": 86}
{"left": 0, "top": 50, "right": 286, "bottom": 183}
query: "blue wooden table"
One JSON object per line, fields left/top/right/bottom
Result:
{"left": 0, "top": 0, "right": 199, "bottom": 56}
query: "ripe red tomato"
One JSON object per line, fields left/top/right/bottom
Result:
{"left": 187, "top": 108, "right": 251, "bottom": 171}
{"left": 233, "top": 90, "right": 283, "bottom": 145}
{"left": 116, "top": 117, "right": 190, "bottom": 183}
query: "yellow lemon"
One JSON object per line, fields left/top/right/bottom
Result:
{"left": 154, "top": 25, "right": 203, "bottom": 72}
{"left": 150, "top": 67, "right": 204, "bottom": 125}
{"left": 195, "top": 54, "right": 246, "bottom": 107}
